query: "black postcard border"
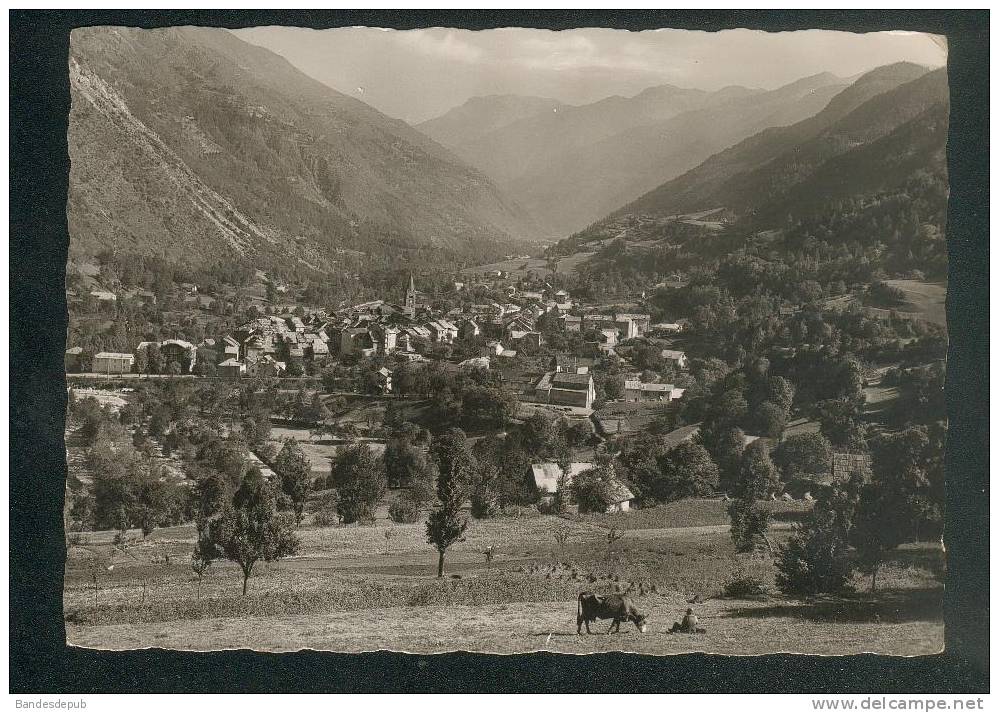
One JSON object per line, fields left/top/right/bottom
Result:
{"left": 9, "top": 9, "right": 989, "bottom": 693}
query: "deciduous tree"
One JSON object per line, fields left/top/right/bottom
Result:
{"left": 655, "top": 442, "right": 719, "bottom": 502}
{"left": 329, "top": 443, "right": 386, "bottom": 524}
{"left": 772, "top": 432, "right": 833, "bottom": 482}
{"left": 273, "top": 439, "right": 313, "bottom": 524}
{"left": 205, "top": 470, "right": 299, "bottom": 595}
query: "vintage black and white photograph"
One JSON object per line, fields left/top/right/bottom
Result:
{"left": 57, "top": 22, "right": 954, "bottom": 657}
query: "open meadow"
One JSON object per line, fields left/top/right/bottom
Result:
{"left": 463, "top": 251, "right": 597, "bottom": 279}
{"left": 882, "top": 279, "right": 947, "bottom": 327}
{"left": 65, "top": 500, "right": 944, "bottom": 655}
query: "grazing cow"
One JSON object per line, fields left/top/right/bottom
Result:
{"left": 577, "top": 592, "right": 648, "bottom": 634}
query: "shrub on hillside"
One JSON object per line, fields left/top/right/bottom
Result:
{"left": 776, "top": 486, "right": 856, "bottom": 597}
{"left": 388, "top": 496, "right": 420, "bottom": 524}
{"left": 309, "top": 491, "right": 339, "bottom": 528}
{"left": 470, "top": 492, "right": 499, "bottom": 519}
{"left": 722, "top": 571, "right": 768, "bottom": 599}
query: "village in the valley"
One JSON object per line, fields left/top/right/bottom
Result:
{"left": 66, "top": 262, "right": 695, "bottom": 514}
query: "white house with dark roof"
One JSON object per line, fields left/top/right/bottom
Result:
{"left": 92, "top": 352, "right": 134, "bottom": 374}
{"left": 615, "top": 313, "right": 651, "bottom": 337}
{"left": 528, "top": 462, "right": 634, "bottom": 512}
{"left": 535, "top": 371, "right": 596, "bottom": 409}
{"left": 660, "top": 349, "right": 688, "bottom": 369}
{"left": 426, "top": 319, "right": 458, "bottom": 344}
{"left": 624, "top": 380, "right": 684, "bottom": 403}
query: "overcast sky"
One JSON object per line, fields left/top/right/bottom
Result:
{"left": 233, "top": 27, "right": 947, "bottom": 124}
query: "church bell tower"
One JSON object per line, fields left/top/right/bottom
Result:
{"left": 404, "top": 274, "right": 416, "bottom": 318}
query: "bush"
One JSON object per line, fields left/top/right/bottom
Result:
{"left": 388, "top": 497, "right": 420, "bottom": 524}
{"left": 312, "top": 509, "right": 339, "bottom": 528}
{"left": 727, "top": 498, "right": 772, "bottom": 553}
{"left": 256, "top": 442, "right": 279, "bottom": 465}
{"left": 722, "top": 571, "right": 768, "bottom": 598}
{"left": 309, "top": 491, "right": 339, "bottom": 528}
{"left": 470, "top": 492, "right": 499, "bottom": 519}
{"left": 776, "top": 478, "right": 859, "bottom": 597}
{"left": 776, "top": 518, "right": 852, "bottom": 596}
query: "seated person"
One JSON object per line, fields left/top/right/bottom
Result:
{"left": 668, "top": 608, "right": 706, "bottom": 634}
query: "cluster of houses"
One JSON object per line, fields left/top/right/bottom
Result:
{"left": 65, "top": 276, "right": 689, "bottom": 412}
{"left": 66, "top": 272, "right": 703, "bottom": 513}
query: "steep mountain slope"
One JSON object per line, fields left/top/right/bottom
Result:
{"left": 748, "top": 98, "right": 949, "bottom": 230}
{"left": 68, "top": 26, "right": 537, "bottom": 270}
{"left": 557, "top": 71, "right": 949, "bottom": 305}
{"left": 417, "top": 94, "right": 565, "bottom": 149}
{"left": 614, "top": 62, "right": 939, "bottom": 220}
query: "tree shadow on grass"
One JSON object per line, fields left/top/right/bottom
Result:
{"left": 719, "top": 587, "right": 943, "bottom": 624}
{"left": 769, "top": 509, "right": 810, "bottom": 525}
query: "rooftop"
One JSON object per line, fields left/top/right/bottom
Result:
{"left": 625, "top": 380, "right": 675, "bottom": 392}
{"left": 530, "top": 462, "right": 595, "bottom": 494}
{"left": 551, "top": 372, "right": 592, "bottom": 387}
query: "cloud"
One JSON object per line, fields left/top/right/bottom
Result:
{"left": 393, "top": 29, "right": 485, "bottom": 64}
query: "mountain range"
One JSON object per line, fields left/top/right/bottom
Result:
{"left": 418, "top": 73, "right": 851, "bottom": 237}
{"left": 68, "top": 26, "right": 536, "bottom": 271}
{"left": 67, "top": 26, "right": 949, "bottom": 275}
{"left": 611, "top": 62, "right": 948, "bottom": 229}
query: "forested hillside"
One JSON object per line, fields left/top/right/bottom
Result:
{"left": 552, "top": 63, "right": 949, "bottom": 323}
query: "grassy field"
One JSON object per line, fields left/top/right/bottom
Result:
{"left": 564, "top": 498, "right": 812, "bottom": 531}
{"left": 463, "top": 251, "right": 597, "bottom": 279}
{"left": 64, "top": 500, "right": 943, "bottom": 655}
{"left": 67, "top": 588, "right": 943, "bottom": 655}
{"left": 883, "top": 279, "right": 947, "bottom": 326}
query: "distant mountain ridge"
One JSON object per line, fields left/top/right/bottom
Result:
{"left": 68, "top": 26, "right": 538, "bottom": 271}
{"left": 417, "top": 94, "right": 566, "bottom": 149}
{"left": 418, "top": 73, "right": 852, "bottom": 237}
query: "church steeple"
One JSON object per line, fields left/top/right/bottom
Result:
{"left": 404, "top": 274, "right": 417, "bottom": 317}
